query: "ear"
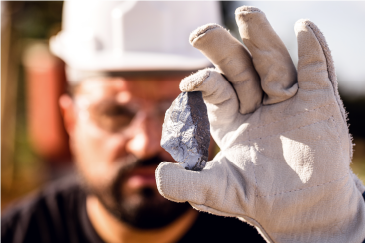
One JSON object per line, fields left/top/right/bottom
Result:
{"left": 59, "top": 94, "right": 76, "bottom": 136}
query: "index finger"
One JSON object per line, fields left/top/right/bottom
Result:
{"left": 235, "top": 6, "right": 298, "bottom": 105}
{"left": 189, "top": 24, "right": 262, "bottom": 115}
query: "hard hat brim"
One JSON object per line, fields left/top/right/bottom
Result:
{"left": 50, "top": 35, "right": 212, "bottom": 73}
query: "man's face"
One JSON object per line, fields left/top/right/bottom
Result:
{"left": 67, "top": 75, "right": 191, "bottom": 229}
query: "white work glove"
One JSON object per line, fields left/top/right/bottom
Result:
{"left": 156, "top": 6, "right": 365, "bottom": 243}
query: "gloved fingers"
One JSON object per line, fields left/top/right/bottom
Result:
{"left": 155, "top": 159, "right": 248, "bottom": 217}
{"left": 180, "top": 69, "right": 239, "bottom": 134}
{"left": 295, "top": 19, "right": 349, "bottom": 128}
{"left": 295, "top": 19, "right": 337, "bottom": 92}
{"left": 189, "top": 24, "right": 262, "bottom": 114}
{"left": 235, "top": 6, "right": 298, "bottom": 105}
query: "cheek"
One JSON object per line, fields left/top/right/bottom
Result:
{"left": 71, "top": 124, "right": 127, "bottom": 181}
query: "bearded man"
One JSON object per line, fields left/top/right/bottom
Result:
{"left": 1, "top": 2, "right": 265, "bottom": 243}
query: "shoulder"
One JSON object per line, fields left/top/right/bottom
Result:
{"left": 180, "top": 212, "right": 266, "bottom": 243}
{"left": 2, "top": 174, "right": 82, "bottom": 218}
{"left": 1, "top": 174, "right": 85, "bottom": 242}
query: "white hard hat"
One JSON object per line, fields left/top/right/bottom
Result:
{"left": 50, "top": 1, "right": 222, "bottom": 82}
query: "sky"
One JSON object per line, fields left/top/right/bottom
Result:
{"left": 230, "top": 1, "right": 365, "bottom": 95}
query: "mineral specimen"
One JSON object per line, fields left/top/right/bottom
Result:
{"left": 161, "top": 91, "right": 210, "bottom": 171}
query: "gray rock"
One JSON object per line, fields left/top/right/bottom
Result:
{"left": 161, "top": 91, "right": 210, "bottom": 171}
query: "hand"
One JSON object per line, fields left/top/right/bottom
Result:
{"left": 156, "top": 6, "right": 365, "bottom": 243}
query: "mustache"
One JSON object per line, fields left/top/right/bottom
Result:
{"left": 116, "top": 154, "right": 165, "bottom": 173}
{"left": 80, "top": 155, "right": 165, "bottom": 195}
{"left": 108, "top": 155, "right": 165, "bottom": 216}
{"left": 112, "top": 154, "right": 166, "bottom": 191}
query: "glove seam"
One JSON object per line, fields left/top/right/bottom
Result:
{"left": 201, "top": 86, "right": 218, "bottom": 100}
{"left": 213, "top": 97, "right": 233, "bottom": 107}
{"left": 305, "top": 22, "right": 338, "bottom": 105}
{"left": 259, "top": 171, "right": 349, "bottom": 198}
{"left": 250, "top": 145, "right": 259, "bottom": 197}
{"left": 299, "top": 87, "right": 335, "bottom": 92}
{"left": 248, "top": 101, "right": 335, "bottom": 133}
{"left": 248, "top": 115, "right": 334, "bottom": 142}
{"left": 305, "top": 20, "right": 353, "bottom": 161}
{"left": 329, "top": 116, "right": 344, "bottom": 148}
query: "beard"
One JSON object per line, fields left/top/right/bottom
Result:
{"left": 79, "top": 155, "right": 191, "bottom": 229}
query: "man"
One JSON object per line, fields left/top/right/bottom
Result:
{"left": 2, "top": 2, "right": 265, "bottom": 243}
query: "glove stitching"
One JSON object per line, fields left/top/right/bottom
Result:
{"left": 305, "top": 21, "right": 353, "bottom": 161}
{"left": 259, "top": 171, "right": 349, "bottom": 198}
{"left": 202, "top": 87, "right": 218, "bottom": 100}
{"left": 329, "top": 116, "right": 343, "bottom": 147}
{"left": 306, "top": 22, "right": 338, "bottom": 101}
{"left": 212, "top": 97, "right": 232, "bottom": 107}
{"left": 329, "top": 116, "right": 352, "bottom": 167}
{"left": 250, "top": 145, "right": 259, "bottom": 197}
{"left": 248, "top": 101, "right": 335, "bottom": 133}
{"left": 248, "top": 115, "right": 335, "bottom": 142}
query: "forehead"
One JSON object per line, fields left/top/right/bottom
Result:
{"left": 75, "top": 75, "right": 183, "bottom": 102}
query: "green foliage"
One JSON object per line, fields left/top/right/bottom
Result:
{"left": 9, "top": 1, "right": 63, "bottom": 39}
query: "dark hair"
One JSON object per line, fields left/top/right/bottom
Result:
{"left": 66, "top": 83, "right": 80, "bottom": 98}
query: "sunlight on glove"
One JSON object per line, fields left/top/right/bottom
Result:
{"left": 156, "top": 6, "right": 365, "bottom": 243}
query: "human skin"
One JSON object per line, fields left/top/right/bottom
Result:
{"left": 59, "top": 75, "right": 215, "bottom": 243}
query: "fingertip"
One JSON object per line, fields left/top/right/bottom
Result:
{"left": 189, "top": 23, "right": 224, "bottom": 45}
{"left": 155, "top": 162, "right": 186, "bottom": 202}
{"left": 295, "top": 19, "right": 327, "bottom": 48}
{"left": 294, "top": 19, "right": 312, "bottom": 36}
{"left": 155, "top": 161, "right": 182, "bottom": 180}
{"left": 235, "top": 5, "right": 297, "bottom": 105}
{"left": 295, "top": 18, "right": 337, "bottom": 91}
{"left": 235, "top": 5, "right": 263, "bottom": 15}
{"left": 179, "top": 68, "right": 212, "bottom": 92}
{"left": 235, "top": 6, "right": 264, "bottom": 26}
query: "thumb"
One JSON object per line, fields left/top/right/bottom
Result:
{"left": 156, "top": 159, "right": 232, "bottom": 205}
{"left": 155, "top": 158, "right": 251, "bottom": 218}
{"left": 155, "top": 162, "right": 217, "bottom": 204}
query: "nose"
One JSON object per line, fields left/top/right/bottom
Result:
{"left": 125, "top": 112, "right": 162, "bottom": 160}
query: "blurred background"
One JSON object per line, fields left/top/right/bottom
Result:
{"left": 2, "top": 1, "right": 365, "bottom": 210}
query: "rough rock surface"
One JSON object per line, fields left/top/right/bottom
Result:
{"left": 161, "top": 91, "right": 210, "bottom": 171}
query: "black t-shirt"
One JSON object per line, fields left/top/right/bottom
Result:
{"left": 2, "top": 176, "right": 265, "bottom": 243}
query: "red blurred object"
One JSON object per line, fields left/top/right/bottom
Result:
{"left": 23, "top": 41, "right": 72, "bottom": 164}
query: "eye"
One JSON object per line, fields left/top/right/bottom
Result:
{"left": 104, "top": 106, "right": 134, "bottom": 117}
{"left": 91, "top": 103, "right": 136, "bottom": 133}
